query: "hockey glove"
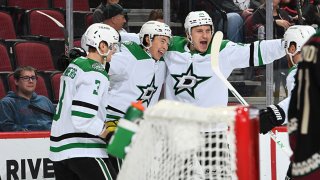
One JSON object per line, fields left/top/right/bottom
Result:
{"left": 259, "top": 105, "right": 285, "bottom": 134}
{"left": 104, "top": 120, "right": 119, "bottom": 143}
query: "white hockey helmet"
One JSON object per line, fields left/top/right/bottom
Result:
{"left": 84, "top": 23, "right": 120, "bottom": 56}
{"left": 184, "top": 11, "right": 214, "bottom": 36}
{"left": 139, "top": 21, "right": 172, "bottom": 48}
{"left": 284, "top": 25, "right": 316, "bottom": 65}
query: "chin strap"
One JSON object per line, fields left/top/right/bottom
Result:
{"left": 288, "top": 50, "right": 301, "bottom": 67}
{"left": 97, "top": 48, "right": 111, "bottom": 66}
{"left": 289, "top": 54, "right": 296, "bottom": 67}
{"left": 141, "top": 34, "right": 153, "bottom": 50}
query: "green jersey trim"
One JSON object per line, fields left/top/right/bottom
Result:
{"left": 50, "top": 143, "right": 105, "bottom": 152}
{"left": 71, "top": 57, "right": 108, "bottom": 78}
{"left": 169, "top": 36, "right": 228, "bottom": 57}
{"left": 106, "top": 114, "right": 121, "bottom": 120}
{"left": 288, "top": 65, "right": 297, "bottom": 74}
{"left": 169, "top": 36, "right": 188, "bottom": 53}
{"left": 258, "top": 41, "right": 263, "bottom": 65}
{"left": 96, "top": 158, "right": 113, "bottom": 179}
{"left": 123, "top": 41, "right": 151, "bottom": 60}
{"left": 72, "top": 111, "right": 95, "bottom": 118}
{"left": 220, "top": 40, "right": 229, "bottom": 51}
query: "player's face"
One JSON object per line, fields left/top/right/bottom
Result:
{"left": 149, "top": 35, "right": 170, "bottom": 61}
{"left": 112, "top": 14, "right": 127, "bottom": 31}
{"left": 15, "top": 70, "right": 37, "bottom": 96}
{"left": 105, "top": 43, "right": 118, "bottom": 62}
{"left": 288, "top": 44, "right": 296, "bottom": 54}
{"left": 189, "top": 25, "right": 212, "bottom": 53}
{"left": 107, "top": 0, "right": 119, "bottom": 4}
{"left": 286, "top": 43, "right": 302, "bottom": 65}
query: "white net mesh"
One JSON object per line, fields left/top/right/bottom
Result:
{"left": 117, "top": 100, "right": 241, "bottom": 180}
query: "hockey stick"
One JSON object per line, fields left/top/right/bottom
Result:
{"left": 210, "top": 31, "right": 248, "bottom": 106}
{"left": 36, "top": 10, "right": 69, "bottom": 56}
{"left": 210, "top": 31, "right": 293, "bottom": 157}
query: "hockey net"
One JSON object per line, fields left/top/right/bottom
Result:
{"left": 117, "top": 100, "right": 259, "bottom": 180}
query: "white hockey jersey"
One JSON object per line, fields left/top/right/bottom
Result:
{"left": 278, "top": 66, "right": 297, "bottom": 123}
{"left": 50, "top": 57, "right": 109, "bottom": 161}
{"left": 107, "top": 41, "right": 166, "bottom": 120}
{"left": 164, "top": 36, "right": 286, "bottom": 107}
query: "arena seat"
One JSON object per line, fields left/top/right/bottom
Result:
{"left": 52, "top": 0, "right": 90, "bottom": 11}
{"left": 85, "top": 12, "right": 93, "bottom": 27}
{"left": 25, "top": 9, "right": 65, "bottom": 39}
{"left": 0, "top": 78, "right": 7, "bottom": 99}
{"left": 50, "top": 71, "right": 62, "bottom": 103}
{"left": 13, "top": 41, "right": 56, "bottom": 71}
{"left": 0, "top": 42, "right": 13, "bottom": 71}
{"left": 7, "top": 0, "right": 49, "bottom": 9}
{"left": 0, "top": 11, "right": 17, "bottom": 39}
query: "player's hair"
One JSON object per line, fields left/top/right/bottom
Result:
{"left": 148, "top": 9, "right": 163, "bottom": 21}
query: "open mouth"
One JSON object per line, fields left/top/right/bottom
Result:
{"left": 158, "top": 49, "right": 164, "bottom": 56}
{"left": 200, "top": 41, "right": 208, "bottom": 46}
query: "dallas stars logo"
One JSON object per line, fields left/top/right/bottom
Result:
{"left": 137, "top": 75, "right": 158, "bottom": 106}
{"left": 171, "top": 63, "right": 210, "bottom": 98}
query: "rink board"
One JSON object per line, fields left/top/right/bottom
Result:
{"left": 0, "top": 128, "right": 290, "bottom": 180}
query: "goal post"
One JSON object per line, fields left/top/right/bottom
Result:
{"left": 117, "top": 100, "right": 260, "bottom": 180}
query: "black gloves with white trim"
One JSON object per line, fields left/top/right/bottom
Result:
{"left": 259, "top": 105, "right": 285, "bottom": 134}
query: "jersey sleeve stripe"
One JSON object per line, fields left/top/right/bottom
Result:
{"left": 258, "top": 41, "right": 263, "bottom": 65}
{"left": 71, "top": 111, "right": 95, "bottom": 118}
{"left": 106, "top": 105, "right": 125, "bottom": 115}
{"left": 50, "top": 133, "right": 100, "bottom": 142}
{"left": 249, "top": 42, "right": 254, "bottom": 66}
{"left": 106, "top": 114, "right": 121, "bottom": 121}
{"left": 72, "top": 100, "right": 99, "bottom": 111}
{"left": 50, "top": 143, "right": 105, "bottom": 152}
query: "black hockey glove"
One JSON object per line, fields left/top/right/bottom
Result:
{"left": 69, "top": 47, "right": 87, "bottom": 60}
{"left": 259, "top": 105, "right": 285, "bottom": 134}
{"left": 56, "top": 47, "right": 87, "bottom": 71}
{"left": 104, "top": 120, "right": 119, "bottom": 143}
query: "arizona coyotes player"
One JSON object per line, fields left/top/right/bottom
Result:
{"left": 287, "top": 29, "right": 320, "bottom": 179}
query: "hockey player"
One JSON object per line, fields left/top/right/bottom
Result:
{"left": 164, "top": 11, "right": 286, "bottom": 107}
{"left": 287, "top": 30, "right": 320, "bottom": 179}
{"left": 49, "top": 23, "right": 120, "bottom": 180}
{"left": 106, "top": 21, "right": 171, "bottom": 121}
{"left": 259, "top": 25, "right": 316, "bottom": 135}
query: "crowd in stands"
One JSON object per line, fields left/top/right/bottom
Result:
{"left": 0, "top": 0, "right": 319, "bottom": 132}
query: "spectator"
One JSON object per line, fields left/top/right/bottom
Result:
{"left": 252, "top": 0, "right": 295, "bottom": 99}
{"left": 195, "top": 0, "right": 255, "bottom": 43}
{"left": 0, "top": 66, "right": 54, "bottom": 131}
{"left": 102, "top": 3, "right": 128, "bottom": 32}
{"left": 82, "top": 3, "right": 139, "bottom": 53}
{"left": 252, "top": 0, "right": 294, "bottom": 39}
{"left": 93, "top": 0, "right": 120, "bottom": 23}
